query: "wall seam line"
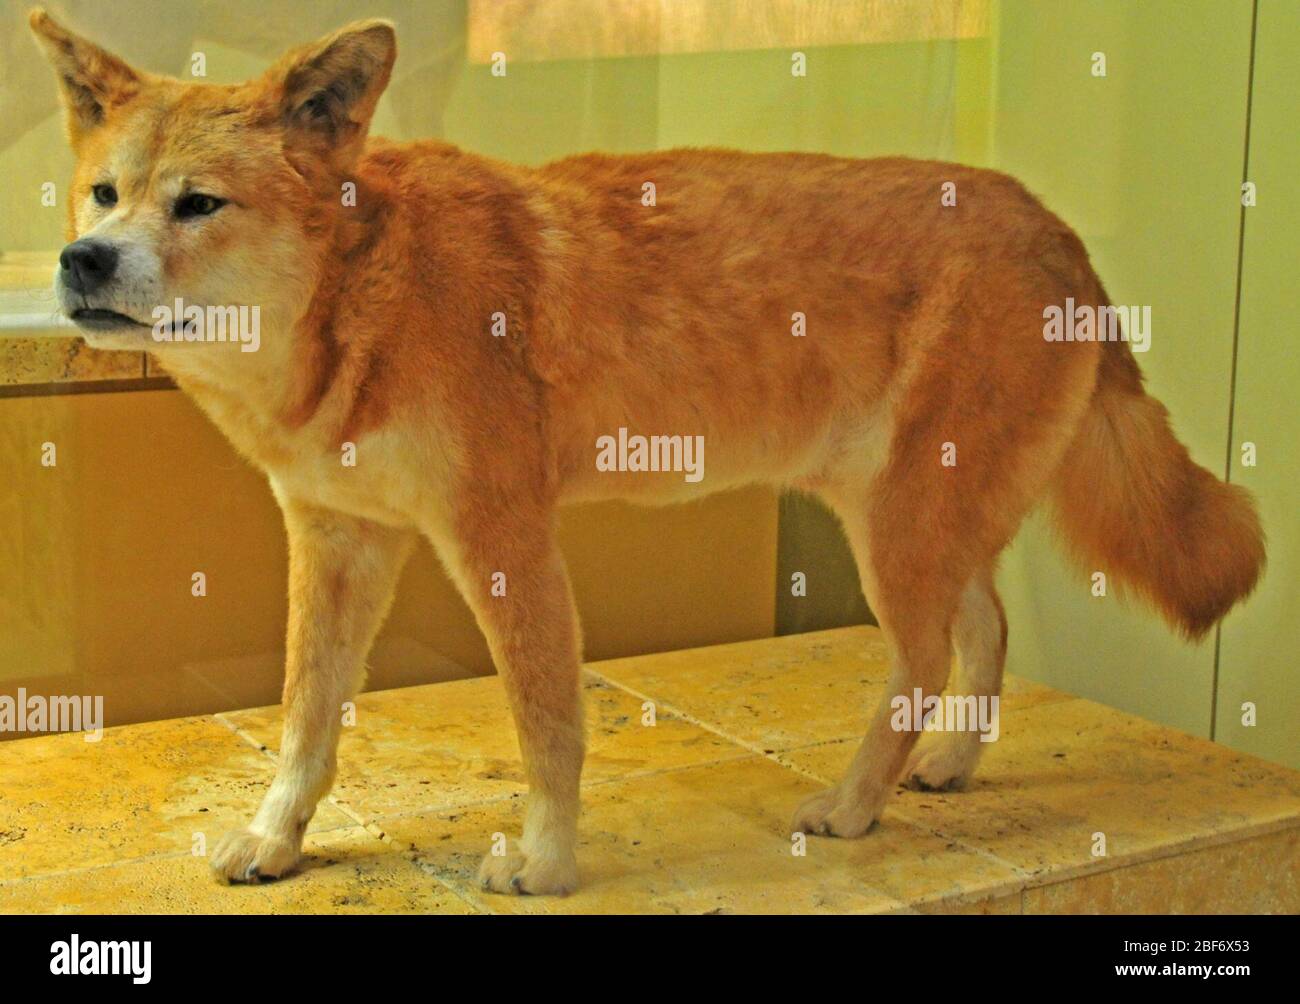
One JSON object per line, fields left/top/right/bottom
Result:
{"left": 1211, "top": 0, "right": 1261, "bottom": 744}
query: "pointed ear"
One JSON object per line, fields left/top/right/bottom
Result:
{"left": 269, "top": 19, "right": 396, "bottom": 170}
{"left": 28, "top": 7, "right": 143, "bottom": 143}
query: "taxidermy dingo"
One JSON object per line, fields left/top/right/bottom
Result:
{"left": 31, "top": 9, "right": 1264, "bottom": 896}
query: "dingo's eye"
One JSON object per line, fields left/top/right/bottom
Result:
{"left": 175, "top": 193, "right": 226, "bottom": 219}
{"left": 92, "top": 184, "right": 118, "bottom": 207}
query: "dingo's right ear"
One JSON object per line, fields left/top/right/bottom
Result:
{"left": 28, "top": 7, "right": 143, "bottom": 144}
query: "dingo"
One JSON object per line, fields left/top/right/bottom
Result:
{"left": 31, "top": 9, "right": 1264, "bottom": 896}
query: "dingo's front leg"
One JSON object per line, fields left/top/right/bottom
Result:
{"left": 437, "top": 508, "right": 585, "bottom": 896}
{"left": 211, "top": 501, "right": 413, "bottom": 883}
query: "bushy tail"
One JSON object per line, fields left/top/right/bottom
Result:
{"left": 1050, "top": 341, "right": 1265, "bottom": 641}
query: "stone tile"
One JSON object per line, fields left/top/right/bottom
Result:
{"left": 0, "top": 716, "right": 352, "bottom": 882}
{"left": 587, "top": 627, "right": 892, "bottom": 752}
{"left": 0, "top": 826, "right": 474, "bottom": 914}
{"left": 917, "top": 891, "right": 1023, "bottom": 914}
{"left": 219, "top": 675, "right": 747, "bottom": 821}
{"left": 589, "top": 626, "right": 1067, "bottom": 752}
{"left": 4, "top": 626, "right": 1295, "bottom": 914}
{"left": 381, "top": 757, "right": 1022, "bottom": 915}
{"left": 0, "top": 339, "right": 143, "bottom": 386}
{"left": 1023, "top": 826, "right": 1300, "bottom": 914}
{"left": 786, "top": 697, "right": 1300, "bottom": 882}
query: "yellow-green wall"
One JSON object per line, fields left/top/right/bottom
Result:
{"left": 1216, "top": 0, "right": 1299, "bottom": 767}
{"left": 991, "top": 0, "right": 1251, "bottom": 734}
{"left": 987, "top": 0, "right": 1297, "bottom": 769}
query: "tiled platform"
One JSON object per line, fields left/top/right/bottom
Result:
{"left": 1, "top": 626, "right": 1297, "bottom": 914}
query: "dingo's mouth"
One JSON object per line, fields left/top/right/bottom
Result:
{"left": 70, "top": 308, "right": 199, "bottom": 338}
{"left": 70, "top": 308, "right": 148, "bottom": 331}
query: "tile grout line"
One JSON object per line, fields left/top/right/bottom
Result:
{"left": 0, "top": 821, "right": 358, "bottom": 890}
{"left": 213, "top": 667, "right": 1299, "bottom": 911}
{"left": 213, "top": 704, "right": 776, "bottom": 913}
{"left": 1021, "top": 822, "right": 1298, "bottom": 907}
{"left": 580, "top": 668, "right": 828, "bottom": 781}
{"left": 779, "top": 750, "right": 1038, "bottom": 897}
{"left": 0, "top": 849, "right": 196, "bottom": 888}
{"left": 360, "top": 748, "right": 766, "bottom": 829}
{"left": 215, "top": 698, "right": 757, "bottom": 818}
{"left": 1008, "top": 814, "right": 1300, "bottom": 899}
{"left": 605, "top": 673, "right": 1300, "bottom": 891}
{"left": 1, "top": 835, "right": 492, "bottom": 917}
{"left": 213, "top": 711, "right": 372, "bottom": 827}
{"left": 211, "top": 712, "right": 489, "bottom": 914}
{"left": 582, "top": 667, "right": 1034, "bottom": 900}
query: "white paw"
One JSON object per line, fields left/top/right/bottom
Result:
{"left": 477, "top": 846, "right": 579, "bottom": 896}
{"left": 210, "top": 827, "right": 301, "bottom": 883}
{"left": 903, "top": 735, "right": 981, "bottom": 791}
{"left": 790, "top": 784, "right": 880, "bottom": 838}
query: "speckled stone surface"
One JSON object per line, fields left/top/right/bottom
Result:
{"left": 1022, "top": 827, "right": 1300, "bottom": 914}
{"left": 0, "top": 715, "right": 355, "bottom": 884}
{"left": 586, "top": 629, "right": 1069, "bottom": 754}
{"left": 378, "top": 756, "right": 1024, "bottom": 915}
{"left": 0, "top": 336, "right": 144, "bottom": 386}
{"left": 786, "top": 698, "right": 1300, "bottom": 884}
{"left": 0, "top": 826, "right": 474, "bottom": 914}
{"left": 218, "top": 676, "right": 748, "bottom": 821}
{"left": 1, "top": 626, "right": 1297, "bottom": 914}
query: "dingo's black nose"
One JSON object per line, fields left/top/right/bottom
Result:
{"left": 59, "top": 239, "right": 119, "bottom": 294}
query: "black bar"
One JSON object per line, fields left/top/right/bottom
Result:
{"left": 0, "top": 914, "right": 1289, "bottom": 987}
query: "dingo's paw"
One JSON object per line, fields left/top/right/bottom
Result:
{"left": 210, "top": 828, "right": 301, "bottom": 883}
{"left": 791, "top": 784, "right": 879, "bottom": 839}
{"left": 478, "top": 847, "right": 578, "bottom": 896}
{"left": 903, "top": 735, "right": 979, "bottom": 791}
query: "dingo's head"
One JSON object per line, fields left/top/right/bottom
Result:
{"left": 29, "top": 8, "right": 395, "bottom": 352}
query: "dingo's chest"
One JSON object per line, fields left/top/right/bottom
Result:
{"left": 186, "top": 380, "right": 449, "bottom": 530}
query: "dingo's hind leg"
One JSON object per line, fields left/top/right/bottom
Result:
{"left": 903, "top": 569, "right": 1006, "bottom": 791}
{"left": 790, "top": 487, "right": 963, "bottom": 838}
{"left": 792, "top": 268, "right": 1099, "bottom": 834}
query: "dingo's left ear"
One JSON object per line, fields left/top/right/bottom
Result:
{"left": 269, "top": 19, "right": 396, "bottom": 173}
{"left": 28, "top": 7, "right": 143, "bottom": 145}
